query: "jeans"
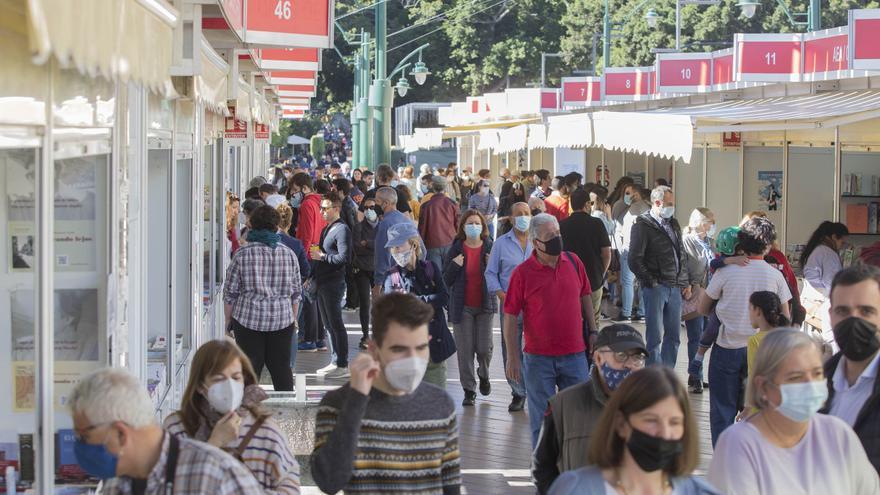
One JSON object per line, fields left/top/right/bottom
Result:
{"left": 684, "top": 315, "right": 705, "bottom": 374}
{"left": 500, "top": 309, "right": 526, "bottom": 398}
{"left": 619, "top": 251, "right": 645, "bottom": 318}
{"left": 427, "top": 245, "right": 451, "bottom": 273}
{"left": 354, "top": 269, "right": 373, "bottom": 339}
{"left": 708, "top": 345, "right": 748, "bottom": 446}
{"left": 642, "top": 284, "right": 683, "bottom": 367}
{"left": 317, "top": 278, "right": 348, "bottom": 368}
{"left": 290, "top": 302, "right": 302, "bottom": 368}
{"left": 452, "top": 307, "right": 494, "bottom": 392}
{"left": 232, "top": 320, "right": 294, "bottom": 391}
{"left": 302, "top": 295, "right": 323, "bottom": 343}
{"left": 522, "top": 352, "right": 589, "bottom": 446}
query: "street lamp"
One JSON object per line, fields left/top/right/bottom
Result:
{"left": 737, "top": 0, "right": 760, "bottom": 19}
{"left": 410, "top": 60, "right": 431, "bottom": 86}
{"left": 645, "top": 8, "right": 660, "bottom": 28}
{"left": 395, "top": 76, "right": 411, "bottom": 97}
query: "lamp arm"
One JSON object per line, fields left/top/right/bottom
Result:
{"left": 389, "top": 44, "right": 431, "bottom": 79}
{"left": 774, "top": 0, "right": 808, "bottom": 25}
{"left": 389, "top": 63, "right": 412, "bottom": 80}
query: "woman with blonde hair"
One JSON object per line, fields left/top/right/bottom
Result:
{"left": 164, "top": 339, "right": 301, "bottom": 494}
{"left": 681, "top": 207, "right": 716, "bottom": 392}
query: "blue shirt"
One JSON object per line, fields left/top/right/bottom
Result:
{"left": 374, "top": 209, "right": 410, "bottom": 286}
{"left": 485, "top": 228, "right": 533, "bottom": 295}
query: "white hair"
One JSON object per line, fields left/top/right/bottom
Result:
{"left": 651, "top": 185, "right": 673, "bottom": 203}
{"left": 687, "top": 207, "right": 713, "bottom": 232}
{"left": 68, "top": 368, "right": 156, "bottom": 428}
{"left": 529, "top": 213, "right": 559, "bottom": 242}
{"left": 376, "top": 186, "right": 398, "bottom": 204}
{"left": 745, "top": 329, "right": 822, "bottom": 410}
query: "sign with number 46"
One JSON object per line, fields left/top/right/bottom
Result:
{"left": 218, "top": 0, "right": 334, "bottom": 48}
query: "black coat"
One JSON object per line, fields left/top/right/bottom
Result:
{"left": 820, "top": 352, "right": 880, "bottom": 473}
{"left": 627, "top": 212, "right": 689, "bottom": 288}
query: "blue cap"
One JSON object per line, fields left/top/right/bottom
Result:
{"left": 385, "top": 221, "right": 421, "bottom": 249}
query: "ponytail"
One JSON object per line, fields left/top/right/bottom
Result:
{"left": 749, "top": 291, "right": 790, "bottom": 328}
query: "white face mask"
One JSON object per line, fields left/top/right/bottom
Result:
{"left": 206, "top": 378, "right": 244, "bottom": 414}
{"left": 364, "top": 209, "right": 378, "bottom": 223}
{"left": 391, "top": 248, "right": 413, "bottom": 268}
{"left": 383, "top": 356, "right": 428, "bottom": 394}
{"left": 660, "top": 205, "right": 675, "bottom": 219}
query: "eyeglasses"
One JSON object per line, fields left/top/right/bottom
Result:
{"left": 598, "top": 350, "right": 647, "bottom": 366}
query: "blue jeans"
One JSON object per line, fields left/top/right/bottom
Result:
{"left": 642, "top": 284, "right": 683, "bottom": 367}
{"left": 684, "top": 316, "right": 705, "bottom": 375}
{"left": 619, "top": 251, "right": 645, "bottom": 318}
{"left": 427, "top": 245, "right": 451, "bottom": 273}
{"left": 499, "top": 309, "right": 526, "bottom": 398}
{"left": 522, "top": 352, "right": 589, "bottom": 446}
{"left": 708, "top": 345, "right": 748, "bottom": 446}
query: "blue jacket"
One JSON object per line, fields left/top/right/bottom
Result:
{"left": 443, "top": 239, "right": 497, "bottom": 323}
{"left": 374, "top": 209, "right": 410, "bottom": 286}
{"left": 549, "top": 466, "right": 722, "bottom": 495}
{"left": 279, "top": 233, "right": 310, "bottom": 300}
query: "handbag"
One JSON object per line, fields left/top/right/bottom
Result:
{"left": 681, "top": 286, "right": 704, "bottom": 321}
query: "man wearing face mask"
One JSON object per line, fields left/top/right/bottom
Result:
{"left": 533, "top": 325, "right": 647, "bottom": 494}
{"left": 820, "top": 263, "right": 880, "bottom": 472}
{"left": 503, "top": 213, "right": 597, "bottom": 446}
{"left": 70, "top": 368, "right": 262, "bottom": 494}
{"left": 310, "top": 293, "right": 461, "bottom": 495}
{"left": 419, "top": 174, "right": 460, "bottom": 272}
{"left": 373, "top": 187, "right": 410, "bottom": 291}
{"left": 628, "top": 185, "right": 690, "bottom": 368}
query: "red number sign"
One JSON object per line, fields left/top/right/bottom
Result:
{"left": 260, "top": 48, "right": 321, "bottom": 72}
{"left": 712, "top": 50, "right": 735, "bottom": 88}
{"left": 656, "top": 53, "right": 712, "bottom": 93}
{"left": 561, "top": 77, "right": 600, "bottom": 106}
{"left": 604, "top": 68, "right": 653, "bottom": 100}
{"left": 735, "top": 34, "right": 803, "bottom": 82}
{"left": 277, "top": 84, "right": 316, "bottom": 97}
{"left": 266, "top": 71, "right": 316, "bottom": 86}
{"left": 541, "top": 90, "right": 560, "bottom": 110}
{"left": 851, "top": 10, "right": 880, "bottom": 70}
{"left": 245, "top": 0, "right": 333, "bottom": 48}
{"left": 803, "top": 28, "right": 848, "bottom": 80}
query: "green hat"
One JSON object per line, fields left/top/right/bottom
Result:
{"left": 715, "top": 226, "right": 741, "bottom": 256}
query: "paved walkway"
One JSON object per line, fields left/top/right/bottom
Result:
{"left": 284, "top": 310, "right": 713, "bottom": 494}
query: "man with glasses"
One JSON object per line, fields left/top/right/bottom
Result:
{"left": 70, "top": 368, "right": 262, "bottom": 493}
{"left": 373, "top": 187, "right": 410, "bottom": 291}
{"left": 531, "top": 324, "right": 647, "bottom": 494}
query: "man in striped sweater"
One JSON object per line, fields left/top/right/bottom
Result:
{"left": 311, "top": 292, "right": 461, "bottom": 494}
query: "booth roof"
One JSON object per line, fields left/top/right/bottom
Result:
{"left": 287, "top": 135, "right": 310, "bottom": 145}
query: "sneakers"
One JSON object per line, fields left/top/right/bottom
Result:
{"left": 687, "top": 359, "right": 704, "bottom": 378}
{"left": 462, "top": 391, "right": 476, "bottom": 407}
{"left": 316, "top": 340, "right": 329, "bottom": 352}
{"left": 611, "top": 314, "right": 631, "bottom": 323}
{"left": 317, "top": 362, "right": 338, "bottom": 375}
{"left": 631, "top": 315, "right": 644, "bottom": 322}
{"left": 358, "top": 337, "right": 369, "bottom": 350}
{"left": 479, "top": 376, "right": 491, "bottom": 396}
{"left": 688, "top": 375, "right": 704, "bottom": 394}
{"left": 508, "top": 395, "right": 526, "bottom": 412}
{"left": 298, "top": 341, "right": 317, "bottom": 352}
{"left": 325, "top": 367, "right": 351, "bottom": 379}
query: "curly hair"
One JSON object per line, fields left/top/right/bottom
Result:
{"left": 738, "top": 216, "right": 777, "bottom": 255}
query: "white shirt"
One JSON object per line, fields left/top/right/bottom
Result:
{"left": 704, "top": 260, "right": 791, "bottom": 349}
{"left": 803, "top": 244, "right": 842, "bottom": 296}
{"left": 830, "top": 351, "right": 880, "bottom": 426}
{"left": 708, "top": 414, "right": 880, "bottom": 495}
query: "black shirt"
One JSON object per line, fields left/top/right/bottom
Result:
{"left": 363, "top": 187, "right": 412, "bottom": 214}
{"left": 559, "top": 211, "right": 612, "bottom": 291}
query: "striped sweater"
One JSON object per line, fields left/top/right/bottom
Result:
{"left": 163, "top": 411, "right": 301, "bottom": 494}
{"left": 311, "top": 383, "right": 461, "bottom": 494}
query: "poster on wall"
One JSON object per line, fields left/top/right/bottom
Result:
{"left": 627, "top": 172, "right": 646, "bottom": 186}
{"left": 6, "top": 155, "right": 97, "bottom": 272}
{"left": 10, "top": 289, "right": 99, "bottom": 361}
{"left": 11, "top": 361, "right": 99, "bottom": 412}
{"left": 757, "top": 171, "right": 783, "bottom": 211}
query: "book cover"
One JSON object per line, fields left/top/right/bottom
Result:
{"left": 17, "top": 435, "right": 32, "bottom": 483}
{"left": 55, "top": 430, "right": 90, "bottom": 483}
{"left": 846, "top": 203, "right": 869, "bottom": 233}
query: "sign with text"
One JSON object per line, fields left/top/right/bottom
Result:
{"left": 277, "top": 84, "right": 316, "bottom": 97}
{"left": 283, "top": 109, "right": 305, "bottom": 119}
{"left": 266, "top": 71, "right": 317, "bottom": 86}
{"left": 224, "top": 105, "right": 247, "bottom": 139}
{"left": 254, "top": 123, "right": 270, "bottom": 140}
{"left": 735, "top": 33, "right": 803, "bottom": 82}
{"left": 260, "top": 48, "right": 321, "bottom": 72}
{"left": 803, "top": 27, "right": 848, "bottom": 81}
{"left": 722, "top": 132, "right": 742, "bottom": 147}
{"left": 656, "top": 52, "right": 713, "bottom": 93}
{"left": 850, "top": 9, "right": 880, "bottom": 70}
{"left": 245, "top": 0, "right": 334, "bottom": 48}
{"left": 603, "top": 67, "right": 654, "bottom": 101}
{"left": 561, "top": 77, "right": 601, "bottom": 107}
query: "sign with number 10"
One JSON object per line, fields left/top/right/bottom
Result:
{"left": 656, "top": 52, "right": 713, "bottom": 93}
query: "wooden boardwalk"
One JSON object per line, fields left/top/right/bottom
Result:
{"left": 284, "top": 310, "right": 714, "bottom": 494}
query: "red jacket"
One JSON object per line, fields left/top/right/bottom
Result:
{"left": 418, "top": 194, "right": 459, "bottom": 249}
{"left": 766, "top": 248, "right": 799, "bottom": 302}
{"left": 296, "top": 193, "right": 326, "bottom": 259}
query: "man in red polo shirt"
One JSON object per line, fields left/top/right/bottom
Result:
{"left": 503, "top": 213, "right": 596, "bottom": 446}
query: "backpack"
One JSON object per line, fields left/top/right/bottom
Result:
{"left": 389, "top": 259, "right": 435, "bottom": 292}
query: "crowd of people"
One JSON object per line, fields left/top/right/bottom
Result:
{"left": 69, "top": 159, "right": 880, "bottom": 495}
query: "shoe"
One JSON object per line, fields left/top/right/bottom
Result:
{"left": 599, "top": 313, "right": 611, "bottom": 321}
{"left": 462, "top": 391, "right": 476, "bottom": 406}
{"left": 358, "top": 337, "right": 369, "bottom": 350}
{"left": 687, "top": 359, "right": 703, "bottom": 377}
{"left": 631, "top": 315, "right": 644, "bottom": 322}
{"left": 325, "top": 367, "right": 351, "bottom": 379}
{"left": 298, "top": 342, "right": 317, "bottom": 352}
{"left": 690, "top": 378, "right": 704, "bottom": 394}
{"left": 316, "top": 340, "right": 329, "bottom": 352}
{"left": 611, "top": 315, "right": 631, "bottom": 323}
{"left": 479, "top": 376, "right": 491, "bottom": 396}
{"left": 508, "top": 395, "right": 526, "bottom": 412}
{"left": 317, "top": 362, "right": 338, "bottom": 374}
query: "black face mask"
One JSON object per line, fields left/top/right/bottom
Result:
{"left": 538, "top": 236, "right": 563, "bottom": 256}
{"left": 531, "top": 208, "right": 542, "bottom": 217}
{"left": 833, "top": 317, "right": 880, "bottom": 362}
{"left": 626, "top": 425, "right": 683, "bottom": 472}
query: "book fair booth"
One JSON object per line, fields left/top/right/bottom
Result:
{"left": 0, "top": 0, "right": 327, "bottom": 491}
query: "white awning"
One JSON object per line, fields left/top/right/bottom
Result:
{"left": 546, "top": 113, "right": 593, "bottom": 148}
{"left": 494, "top": 125, "right": 528, "bottom": 154}
{"left": 398, "top": 128, "right": 444, "bottom": 152}
{"left": 527, "top": 124, "right": 548, "bottom": 150}
{"left": 196, "top": 37, "right": 229, "bottom": 116}
{"left": 477, "top": 129, "right": 500, "bottom": 150}
{"left": 27, "top": 0, "right": 178, "bottom": 94}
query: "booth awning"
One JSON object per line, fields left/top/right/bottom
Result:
{"left": 27, "top": 0, "right": 178, "bottom": 94}
{"left": 196, "top": 37, "right": 229, "bottom": 116}
{"left": 494, "top": 125, "right": 528, "bottom": 154}
{"left": 287, "top": 135, "right": 309, "bottom": 145}
{"left": 398, "top": 128, "right": 443, "bottom": 152}
{"left": 546, "top": 113, "right": 593, "bottom": 149}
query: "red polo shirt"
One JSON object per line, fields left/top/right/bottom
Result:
{"left": 503, "top": 252, "right": 592, "bottom": 356}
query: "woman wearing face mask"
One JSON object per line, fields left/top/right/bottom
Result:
{"left": 353, "top": 198, "right": 379, "bottom": 350}
{"left": 383, "top": 222, "right": 455, "bottom": 388}
{"left": 681, "top": 207, "right": 716, "bottom": 392}
{"left": 444, "top": 210, "right": 497, "bottom": 406}
{"left": 549, "top": 366, "right": 720, "bottom": 495}
{"left": 801, "top": 221, "right": 850, "bottom": 350}
{"left": 709, "top": 329, "right": 880, "bottom": 494}
{"left": 164, "top": 340, "right": 301, "bottom": 494}
{"left": 468, "top": 179, "right": 498, "bottom": 239}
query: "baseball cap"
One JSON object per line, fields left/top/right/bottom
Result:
{"left": 595, "top": 324, "right": 647, "bottom": 354}
{"left": 385, "top": 222, "right": 421, "bottom": 249}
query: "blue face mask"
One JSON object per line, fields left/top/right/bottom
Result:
{"left": 707, "top": 224, "right": 717, "bottom": 238}
{"left": 774, "top": 380, "right": 828, "bottom": 422}
{"left": 290, "top": 191, "right": 304, "bottom": 209}
{"left": 74, "top": 438, "right": 119, "bottom": 479}
{"left": 514, "top": 215, "right": 531, "bottom": 232}
{"left": 623, "top": 194, "right": 633, "bottom": 206}
{"left": 600, "top": 362, "right": 632, "bottom": 391}
{"left": 465, "top": 224, "right": 482, "bottom": 239}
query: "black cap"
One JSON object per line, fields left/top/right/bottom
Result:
{"left": 595, "top": 324, "right": 647, "bottom": 354}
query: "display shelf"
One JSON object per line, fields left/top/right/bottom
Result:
{"left": 841, "top": 195, "right": 880, "bottom": 199}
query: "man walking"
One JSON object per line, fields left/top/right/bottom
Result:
{"left": 418, "top": 174, "right": 459, "bottom": 271}
{"left": 374, "top": 187, "right": 410, "bottom": 289}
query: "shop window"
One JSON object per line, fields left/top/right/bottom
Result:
{"left": 146, "top": 149, "right": 172, "bottom": 407}
{"left": 174, "top": 158, "right": 193, "bottom": 366}
{"left": 203, "top": 144, "right": 214, "bottom": 307}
